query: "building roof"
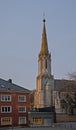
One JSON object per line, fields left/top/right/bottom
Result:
{"left": 54, "top": 79, "right": 76, "bottom": 91}
{"left": 0, "top": 78, "right": 30, "bottom": 93}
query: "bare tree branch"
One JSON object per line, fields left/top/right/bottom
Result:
{"left": 68, "top": 72, "right": 76, "bottom": 81}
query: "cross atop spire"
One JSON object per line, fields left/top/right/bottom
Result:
{"left": 40, "top": 19, "right": 49, "bottom": 55}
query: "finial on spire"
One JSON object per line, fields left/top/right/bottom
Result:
{"left": 43, "top": 13, "right": 46, "bottom": 23}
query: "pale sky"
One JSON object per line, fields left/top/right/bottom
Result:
{"left": 0, "top": 0, "right": 76, "bottom": 90}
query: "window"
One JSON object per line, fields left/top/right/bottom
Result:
{"left": 32, "top": 117, "right": 42, "bottom": 124}
{"left": 18, "top": 95, "right": 26, "bottom": 102}
{"left": 45, "top": 59, "right": 47, "bottom": 69}
{"left": 1, "top": 117, "right": 12, "bottom": 125}
{"left": 19, "top": 117, "right": 26, "bottom": 124}
{"left": 1, "top": 95, "right": 11, "bottom": 102}
{"left": 18, "top": 106, "right": 26, "bottom": 113}
{"left": 1, "top": 106, "right": 12, "bottom": 113}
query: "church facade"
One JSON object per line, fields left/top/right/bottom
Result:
{"left": 34, "top": 19, "right": 76, "bottom": 122}
{"left": 28, "top": 19, "right": 55, "bottom": 127}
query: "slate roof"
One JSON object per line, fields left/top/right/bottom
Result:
{"left": 0, "top": 78, "right": 30, "bottom": 93}
{"left": 54, "top": 79, "right": 76, "bottom": 91}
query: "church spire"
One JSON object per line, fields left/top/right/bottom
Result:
{"left": 40, "top": 19, "right": 49, "bottom": 55}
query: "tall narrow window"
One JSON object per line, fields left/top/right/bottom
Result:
{"left": 45, "top": 59, "right": 47, "bottom": 69}
{"left": 39, "top": 60, "right": 42, "bottom": 73}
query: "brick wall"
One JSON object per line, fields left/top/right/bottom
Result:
{"left": 0, "top": 91, "right": 30, "bottom": 126}
{"left": 56, "top": 114, "right": 76, "bottom": 122}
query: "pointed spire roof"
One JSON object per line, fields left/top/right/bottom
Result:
{"left": 40, "top": 19, "right": 49, "bottom": 55}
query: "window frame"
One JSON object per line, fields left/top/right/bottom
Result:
{"left": 1, "top": 117, "right": 12, "bottom": 125}
{"left": 18, "top": 106, "right": 26, "bottom": 113}
{"left": 1, "top": 95, "right": 12, "bottom": 102}
{"left": 19, "top": 117, "right": 26, "bottom": 124}
{"left": 18, "top": 95, "right": 26, "bottom": 102}
{"left": 1, "top": 106, "right": 12, "bottom": 113}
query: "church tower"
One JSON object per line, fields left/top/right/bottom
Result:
{"left": 34, "top": 19, "right": 54, "bottom": 108}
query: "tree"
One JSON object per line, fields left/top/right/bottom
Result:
{"left": 68, "top": 72, "right": 76, "bottom": 81}
{"left": 30, "top": 90, "right": 35, "bottom": 108}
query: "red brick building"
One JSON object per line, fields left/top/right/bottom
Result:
{"left": 0, "top": 78, "right": 30, "bottom": 126}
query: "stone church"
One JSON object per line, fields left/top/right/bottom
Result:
{"left": 34, "top": 19, "right": 76, "bottom": 122}
{"left": 34, "top": 19, "right": 54, "bottom": 108}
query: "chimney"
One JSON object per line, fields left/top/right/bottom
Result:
{"left": 8, "top": 79, "right": 12, "bottom": 83}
